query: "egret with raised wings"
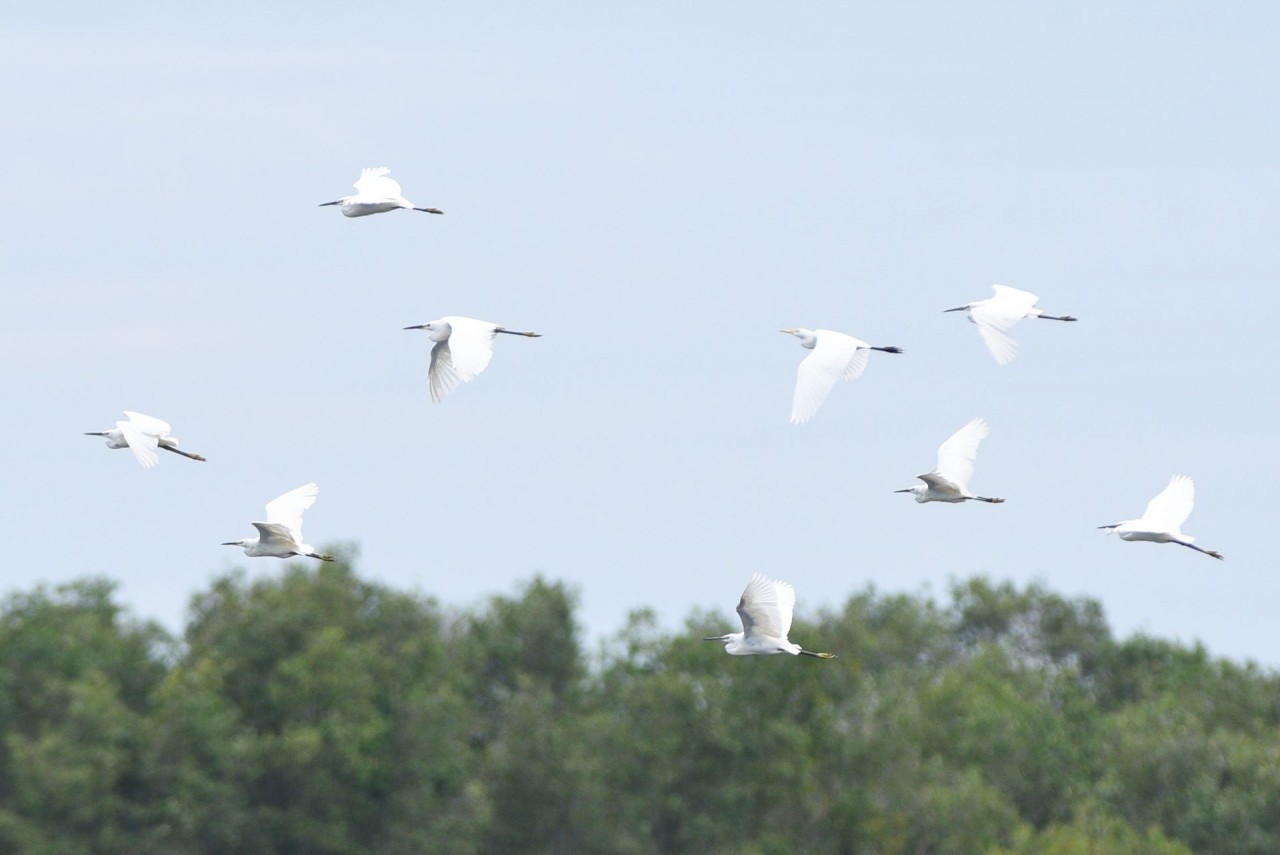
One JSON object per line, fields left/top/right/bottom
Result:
{"left": 222, "top": 483, "right": 334, "bottom": 562}
{"left": 896, "top": 417, "right": 1004, "bottom": 504}
{"left": 703, "top": 573, "right": 837, "bottom": 659}
{"left": 1099, "top": 475, "right": 1223, "bottom": 560}
{"left": 946, "top": 284, "right": 1076, "bottom": 365}
{"left": 404, "top": 316, "right": 541, "bottom": 402}
{"left": 781, "top": 327, "right": 903, "bottom": 424}
{"left": 85, "top": 411, "right": 205, "bottom": 468}
{"left": 319, "top": 167, "right": 443, "bottom": 217}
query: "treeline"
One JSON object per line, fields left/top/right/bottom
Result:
{"left": 1, "top": 555, "right": 1278, "bottom": 854}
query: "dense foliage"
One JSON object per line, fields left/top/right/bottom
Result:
{"left": 1, "top": 555, "right": 1277, "bottom": 854}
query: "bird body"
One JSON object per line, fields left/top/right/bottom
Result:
{"left": 896, "top": 417, "right": 1003, "bottom": 504}
{"left": 222, "top": 483, "right": 334, "bottom": 561}
{"left": 404, "top": 315, "right": 541, "bottom": 402}
{"left": 704, "top": 573, "right": 836, "bottom": 659}
{"left": 945, "top": 284, "right": 1076, "bottom": 365}
{"left": 86, "top": 411, "right": 205, "bottom": 468}
{"left": 1099, "top": 474, "right": 1223, "bottom": 560}
{"left": 781, "top": 327, "right": 902, "bottom": 424}
{"left": 320, "top": 167, "right": 443, "bottom": 217}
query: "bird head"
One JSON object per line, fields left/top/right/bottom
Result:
{"left": 403, "top": 320, "right": 450, "bottom": 342}
{"left": 780, "top": 328, "right": 817, "bottom": 349}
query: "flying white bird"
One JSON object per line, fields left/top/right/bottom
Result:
{"left": 896, "top": 417, "right": 1004, "bottom": 504}
{"left": 319, "top": 167, "right": 443, "bottom": 217}
{"left": 703, "top": 573, "right": 837, "bottom": 659}
{"left": 222, "top": 483, "right": 334, "bottom": 562}
{"left": 945, "top": 284, "right": 1076, "bottom": 365}
{"left": 1099, "top": 474, "right": 1223, "bottom": 560}
{"left": 781, "top": 328, "right": 903, "bottom": 424}
{"left": 404, "top": 316, "right": 541, "bottom": 402}
{"left": 85, "top": 411, "right": 206, "bottom": 469}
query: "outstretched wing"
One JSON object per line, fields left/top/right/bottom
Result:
{"left": 441, "top": 317, "right": 499, "bottom": 382}
{"left": 969, "top": 286, "right": 1038, "bottom": 365}
{"left": 123, "top": 411, "right": 172, "bottom": 437}
{"left": 791, "top": 331, "right": 863, "bottom": 424}
{"left": 1140, "top": 474, "right": 1195, "bottom": 531}
{"left": 934, "top": 417, "right": 989, "bottom": 492}
{"left": 737, "top": 573, "right": 797, "bottom": 641}
{"left": 353, "top": 167, "right": 402, "bottom": 198}
{"left": 428, "top": 341, "right": 462, "bottom": 402}
{"left": 264, "top": 483, "right": 319, "bottom": 542}
{"left": 251, "top": 522, "right": 299, "bottom": 550}
{"left": 118, "top": 415, "right": 161, "bottom": 469}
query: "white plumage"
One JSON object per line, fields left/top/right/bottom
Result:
{"left": 320, "top": 167, "right": 443, "bottom": 218}
{"left": 404, "top": 316, "right": 541, "bottom": 402}
{"left": 85, "top": 411, "right": 205, "bottom": 469}
{"left": 1099, "top": 475, "right": 1223, "bottom": 560}
{"left": 703, "top": 573, "right": 836, "bottom": 659}
{"left": 896, "top": 417, "right": 1004, "bottom": 504}
{"left": 781, "top": 328, "right": 902, "bottom": 424}
{"left": 945, "top": 284, "right": 1076, "bottom": 365}
{"left": 222, "top": 483, "right": 334, "bottom": 561}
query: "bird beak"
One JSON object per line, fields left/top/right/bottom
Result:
{"left": 220, "top": 541, "right": 239, "bottom": 546}
{"left": 780, "top": 329, "right": 798, "bottom": 335}
{"left": 893, "top": 488, "right": 914, "bottom": 493}
{"left": 403, "top": 324, "right": 427, "bottom": 330}
{"left": 318, "top": 200, "right": 340, "bottom": 207}
{"left": 702, "top": 635, "right": 727, "bottom": 642}
{"left": 943, "top": 306, "right": 967, "bottom": 313}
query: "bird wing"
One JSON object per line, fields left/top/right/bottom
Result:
{"left": 934, "top": 417, "right": 989, "bottom": 491}
{"left": 251, "top": 522, "right": 298, "bottom": 550}
{"left": 737, "top": 573, "right": 796, "bottom": 641}
{"left": 353, "top": 167, "right": 402, "bottom": 198}
{"left": 441, "top": 317, "right": 498, "bottom": 381}
{"left": 123, "top": 411, "right": 172, "bottom": 437}
{"left": 968, "top": 286, "right": 1038, "bottom": 366}
{"left": 117, "top": 417, "right": 160, "bottom": 469}
{"left": 918, "top": 471, "right": 961, "bottom": 494}
{"left": 791, "top": 331, "right": 862, "bottom": 424}
{"left": 428, "top": 340, "right": 462, "bottom": 403}
{"left": 1139, "top": 474, "right": 1195, "bottom": 531}
{"left": 264, "top": 483, "right": 318, "bottom": 542}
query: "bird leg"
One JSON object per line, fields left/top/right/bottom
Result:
{"left": 160, "top": 446, "right": 207, "bottom": 462}
{"left": 871, "top": 346, "right": 904, "bottom": 354}
{"left": 413, "top": 207, "right": 444, "bottom": 214}
{"left": 973, "top": 496, "right": 1005, "bottom": 503}
{"left": 1039, "top": 314, "right": 1078, "bottom": 322}
{"left": 495, "top": 328, "right": 542, "bottom": 338}
{"left": 308, "top": 552, "right": 337, "bottom": 562}
{"left": 1177, "top": 542, "right": 1224, "bottom": 560}
{"left": 798, "top": 649, "right": 837, "bottom": 659}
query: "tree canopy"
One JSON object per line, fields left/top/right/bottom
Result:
{"left": 0, "top": 559, "right": 1275, "bottom": 854}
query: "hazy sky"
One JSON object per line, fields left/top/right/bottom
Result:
{"left": 5, "top": 3, "right": 1278, "bottom": 663}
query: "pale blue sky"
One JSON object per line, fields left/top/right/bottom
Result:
{"left": 4, "top": 3, "right": 1278, "bottom": 662}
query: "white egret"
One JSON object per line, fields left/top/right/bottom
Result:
{"left": 1099, "top": 475, "right": 1223, "bottom": 560}
{"left": 319, "top": 167, "right": 443, "bottom": 217}
{"left": 404, "top": 316, "right": 541, "bottom": 402}
{"left": 895, "top": 417, "right": 1004, "bottom": 504}
{"left": 945, "top": 284, "right": 1076, "bottom": 365}
{"left": 703, "top": 573, "right": 837, "bottom": 659}
{"left": 85, "top": 411, "right": 205, "bottom": 468}
{"left": 222, "top": 483, "right": 334, "bottom": 562}
{"left": 781, "top": 328, "right": 903, "bottom": 424}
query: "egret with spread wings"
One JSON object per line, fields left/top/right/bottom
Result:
{"left": 85, "top": 411, "right": 206, "bottom": 469}
{"left": 404, "top": 316, "right": 541, "bottom": 402}
{"left": 1099, "top": 475, "right": 1223, "bottom": 560}
{"left": 945, "top": 284, "right": 1075, "bottom": 365}
{"left": 896, "top": 417, "right": 1004, "bottom": 504}
{"left": 703, "top": 573, "right": 836, "bottom": 659}
{"left": 319, "top": 167, "right": 443, "bottom": 217}
{"left": 222, "top": 483, "right": 334, "bottom": 561}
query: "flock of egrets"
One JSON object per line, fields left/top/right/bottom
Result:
{"left": 85, "top": 167, "right": 1223, "bottom": 663}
